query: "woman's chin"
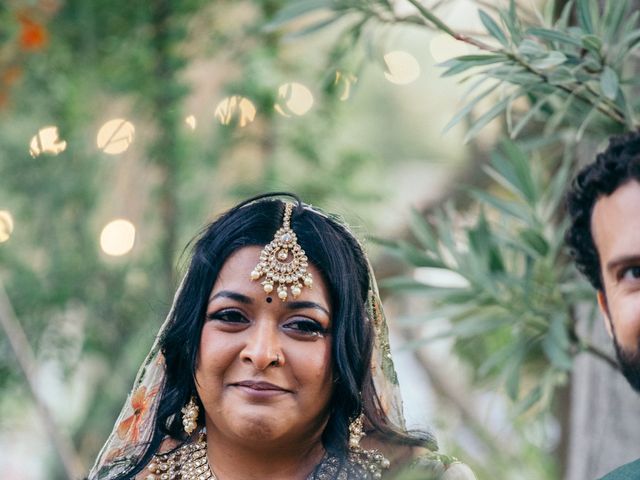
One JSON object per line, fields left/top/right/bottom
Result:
{"left": 215, "top": 411, "right": 290, "bottom": 444}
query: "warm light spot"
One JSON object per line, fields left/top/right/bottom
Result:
{"left": 185, "top": 115, "right": 197, "bottom": 130}
{"left": 29, "top": 126, "right": 67, "bottom": 157}
{"left": 0, "top": 211, "right": 14, "bottom": 243}
{"left": 383, "top": 51, "right": 420, "bottom": 85}
{"left": 274, "top": 82, "right": 314, "bottom": 117}
{"left": 100, "top": 219, "right": 136, "bottom": 256}
{"left": 334, "top": 71, "right": 358, "bottom": 101}
{"left": 97, "top": 118, "right": 135, "bottom": 155}
{"left": 214, "top": 96, "right": 256, "bottom": 127}
{"left": 429, "top": 34, "right": 470, "bottom": 64}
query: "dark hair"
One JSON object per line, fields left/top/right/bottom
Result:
{"left": 122, "top": 193, "right": 428, "bottom": 479}
{"left": 566, "top": 131, "right": 640, "bottom": 290}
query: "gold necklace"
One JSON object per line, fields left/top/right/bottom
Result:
{"left": 147, "top": 433, "right": 216, "bottom": 480}
{"left": 147, "top": 433, "right": 387, "bottom": 480}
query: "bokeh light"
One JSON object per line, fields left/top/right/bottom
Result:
{"left": 383, "top": 50, "right": 421, "bottom": 85}
{"left": 29, "top": 126, "right": 67, "bottom": 157}
{"left": 274, "top": 82, "right": 314, "bottom": 117}
{"left": 334, "top": 71, "right": 357, "bottom": 101}
{"left": 185, "top": 115, "right": 197, "bottom": 130}
{"left": 214, "top": 96, "right": 256, "bottom": 127}
{"left": 96, "top": 118, "right": 135, "bottom": 155}
{"left": 0, "top": 210, "right": 14, "bottom": 243}
{"left": 99, "top": 219, "right": 136, "bottom": 256}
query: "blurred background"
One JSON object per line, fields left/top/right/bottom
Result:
{"left": 2, "top": 1, "right": 639, "bottom": 479}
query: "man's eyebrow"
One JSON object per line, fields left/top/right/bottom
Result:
{"left": 208, "top": 290, "right": 253, "bottom": 305}
{"left": 606, "top": 255, "right": 640, "bottom": 273}
{"left": 286, "top": 300, "right": 330, "bottom": 317}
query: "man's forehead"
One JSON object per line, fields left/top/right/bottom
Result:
{"left": 591, "top": 179, "right": 640, "bottom": 264}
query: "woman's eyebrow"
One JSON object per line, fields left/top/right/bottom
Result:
{"left": 286, "top": 300, "right": 330, "bottom": 317}
{"left": 208, "top": 290, "right": 253, "bottom": 305}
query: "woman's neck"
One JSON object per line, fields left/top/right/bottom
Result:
{"left": 204, "top": 428, "right": 326, "bottom": 480}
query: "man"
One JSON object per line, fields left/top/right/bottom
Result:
{"left": 566, "top": 131, "right": 640, "bottom": 480}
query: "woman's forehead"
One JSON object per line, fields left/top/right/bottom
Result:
{"left": 211, "top": 246, "right": 332, "bottom": 310}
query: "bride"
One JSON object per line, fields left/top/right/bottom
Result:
{"left": 87, "top": 193, "right": 475, "bottom": 480}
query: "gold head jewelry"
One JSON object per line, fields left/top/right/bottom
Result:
{"left": 250, "top": 202, "right": 313, "bottom": 301}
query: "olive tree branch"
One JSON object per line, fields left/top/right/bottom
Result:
{"left": 579, "top": 341, "right": 619, "bottom": 370}
{"left": 392, "top": 0, "right": 629, "bottom": 125}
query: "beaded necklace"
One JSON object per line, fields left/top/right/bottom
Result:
{"left": 145, "top": 433, "right": 388, "bottom": 480}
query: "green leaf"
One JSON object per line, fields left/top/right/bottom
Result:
{"left": 467, "top": 210, "right": 492, "bottom": 256}
{"left": 478, "top": 340, "right": 522, "bottom": 377}
{"left": 464, "top": 90, "right": 523, "bottom": 142}
{"left": 470, "top": 190, "right": 531, "bottom": 222}
{"left": 282, "top": 15, "right": 341, "bottom": 39}
{"left": 505, "top": 347, "right": 526, "bottom": 400}
{"left": 479, "top": 10, "right": 509, "bottom": 46}
{"left": 264, "top": 0, "right": 332, "bottom": 31}
{"left": 547, "top": 66, "right": 575, "bottom": 85}
{"left": 412, "top": 311, "right": 511, "bottom": 344}
{"left": 581, "top": 34, "right": 602, "bottom": 55}
{"left": 443, "top": 82, "right": 501, "bottom": 133}
{"left": 519, "top": 228, "right": 549, "bottom": 256}
{"left": 616, "top": 87, "right": 637, "bottom": 130}
{"left": 511, "top": 93, "right": 554, "bottom": 138}
{"left": 555, "top": 0, "right": 576, "bottom": 29}
{"left": 517, "top": 39, "right": 546, "bottom": 56}
{"left": 440, "top": 55, "right": 506, "bottom": 77}
{"left": 378, "top": 238, "right": 445, "bottom": 268}
{"left": 619, "top": 19, "right": 640, "bottom": 50}
{"left": 542, "top": 315, "right": 573, "bottom": 370}
{"left": 496, "top": 139, "right": 538, "bottom": 204}
{"left": 526, "top": 28, "right": 582, "bottom": 47}
{"left": 603, "top": 0, "right": 628, "bottom": 45}
{"left": 600, "top": 66, "right": 619, "bottom": 100}
{"left": 499, "top": 7, "right": 522, "bottom": 44}
{"left": 575, "top": 104, "right": 600, "bottom": 140}
{"left": 530, "top": 51, "right": 567, "bottom": 69}
{"left": 577, "top": 0, "right": 595, "bottom": 34}
{"left": 409, "top": 209, "right": 438, "bottom": 252}
{"left": 513, "top": 385, "right": 543, "bottom": 415}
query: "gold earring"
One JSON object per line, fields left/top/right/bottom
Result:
{"left": 348, "top": 414, "right": 365, "bottom": 450}
{"left": 348, "top": 414, "right": 390, "bottom": 478}
{"left": 181, "top": 396, "right": 199, "bottom": 435}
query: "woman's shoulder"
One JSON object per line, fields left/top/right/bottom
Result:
{"left": 363, "top": 435, "right": 476, "bottom": 480}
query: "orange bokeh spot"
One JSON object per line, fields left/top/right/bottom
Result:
{"left": 18, "top": 16, "right": 48, "bottom": 51}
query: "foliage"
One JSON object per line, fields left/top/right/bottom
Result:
{"left": 267, "top": 0, "right": 633, "bottom": 420}
{"left": 379, "top": 138, "right": 599, "bottom": 412}
{"left": 273, "top": 0, "right": 640, "bottom": 141}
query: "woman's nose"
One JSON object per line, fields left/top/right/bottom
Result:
{"left": 239, "top": 321, "right": 283, "bottom": 370}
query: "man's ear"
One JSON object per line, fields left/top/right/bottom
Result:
{"left": 597, "top": 290, "right": 614, "bottom": 338}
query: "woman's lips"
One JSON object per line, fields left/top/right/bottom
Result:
{"left": 231, "top": 380, "right": 291, "bottom": 398}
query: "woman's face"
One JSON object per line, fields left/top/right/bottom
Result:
{"left": 195, "top": 246, "right": 334, "bottom": 448}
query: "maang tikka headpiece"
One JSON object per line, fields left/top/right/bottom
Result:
{"left": 250, "top": 202, "right": 313, "bottom": 301}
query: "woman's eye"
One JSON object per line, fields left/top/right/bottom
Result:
{"left": 206, "top": 310, "right": 248, "bottom": 324}
{"left": 621, "top": 266, "right": 640, "bottom": 281}
{"left": 283, "top": 319, "right": 328, "bottom": 338}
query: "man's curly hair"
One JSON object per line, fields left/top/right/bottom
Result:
{"left": 566, "top": 131, "right": 640, "bottom": 291}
